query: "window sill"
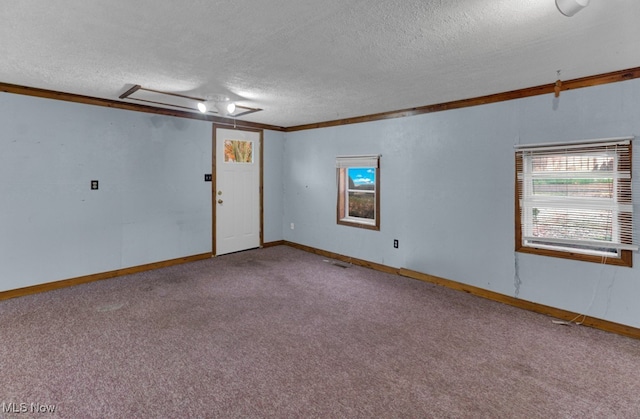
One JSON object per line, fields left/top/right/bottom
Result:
{"left": 515, "top": 245, "right": 632, "bottom": 267}
{"left": 338, "top": 218, "right": 380, "bottom": 231}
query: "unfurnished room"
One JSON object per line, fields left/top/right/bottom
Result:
{"left": 1, "top": 1, "right": 640, "bottom": 417}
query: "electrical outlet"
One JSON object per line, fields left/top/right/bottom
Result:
{"left": 393, "top": 239, "right": 399, "bottom": 249}
{"left": 204, "top": 174, "right": 212, "bottom": 182}
{"left": 91, "top": 180, "right": 99, "bottom": 190}
{"left": 290, "top": 223, "right": 295, "bottom": 230}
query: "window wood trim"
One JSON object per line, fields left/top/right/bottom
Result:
{"left": 337, "top": 166, "right": 380, "bottom": 231}
{"left": 514, "top": 152, "right": 633, "bottom": 267}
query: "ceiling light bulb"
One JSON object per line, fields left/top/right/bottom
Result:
{"left": 197, "top": 102, "right": 207, "bottom": 113}
{"left": 556, "top": 0, "right": 590, "bottom": 17}
{"left": 215, "top": 100, "right": 235, "bottom": 116}
{"left": 215, "top": 102, "right": 227, "bottom": 116}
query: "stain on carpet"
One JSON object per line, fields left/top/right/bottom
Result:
{"left": 234, "top": 258, "right": 265, "bottom": 268}
{"left": 95, "top": 302, "right": 125, "bottom": 312}
{"left": 332, "top": 262, "right": 350, "bottom": 269}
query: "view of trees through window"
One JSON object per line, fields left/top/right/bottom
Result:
{"left": 347, "top": 167, "right": 376, "bottom": 220}
{"left": 224, "top": 140, "right": 252, "bottom": 163}
{"left": 516, "top": 140, "right": 634, "bottom": 266}
{"left": 528, "top": 154, "right": 615, "bottom": 244}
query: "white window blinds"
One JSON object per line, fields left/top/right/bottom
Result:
{"left": 336, "top": 155, "right": 380, "bottom": 168}
{"left": 515, "top": 137, "right": 637, "bottom": 254}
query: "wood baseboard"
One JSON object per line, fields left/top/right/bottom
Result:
{"left": 0, "top": 252, "right": 213, "bottom": 301}
{"left": 4, "top": 241, "right": 639, "bottom": 340}
{"left": 283, "top": 241, "right": 640, "bottom": 340}
{"left": 284, "top": 241, "right": 400, "bottom": 275}
{"left": 398, "top": 268, "right": 640, "bottom": 340}
{"left": 263, "top": 240, "right": 285, "bottom": 248}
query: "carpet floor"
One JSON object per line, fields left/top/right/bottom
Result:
{"left": 1, "top": 245, "right": 639, "bottom": 418}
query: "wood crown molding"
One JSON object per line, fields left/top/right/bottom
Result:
{"left": 2, "top": 66, "right": 639, "bottom": 133}
{"left": 285, "top": 66, "right": 640, "bottom": 132}
{"left": 0, "top": 82, "right": 285, "bottom": 132}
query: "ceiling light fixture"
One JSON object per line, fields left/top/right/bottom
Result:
{"left": 556, "top": 0, "right": 590, "bottom": 17}
{"left": 215, "top": 101, "right": 236, "bottom": 117}
{"left": 198, "top": 96, "right": 236, "bottom": 116}
{"left": 197, "top": 98, "right": 217, "bottom": 114}
{"left": 119, "top": 85, "right": 262, "bottom": 118}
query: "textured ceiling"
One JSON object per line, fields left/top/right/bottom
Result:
{"left": 1, "top": 0, "right": 639, "bottom": 128}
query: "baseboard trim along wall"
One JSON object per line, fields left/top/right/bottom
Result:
{"left": 262, "top": 240, "right": 285, "bottom": 248}
{"left": 0, "top": 252, "right": 213, "bottom": 302}
{"left": 285, "top": 241, "right": 399, "bottom": 275}
{"left": 282, "top": 241, "right": 640, "bottom": 340}
{"left": 2, "top": 241, "right": 638, "bottom": 340}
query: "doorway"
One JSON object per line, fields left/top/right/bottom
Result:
{"left": 213, "top": 126, "right": 262, "bottom": 255}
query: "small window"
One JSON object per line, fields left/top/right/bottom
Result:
{"left": 224, "top": 140, "right": 253, "bottom": 163}
{"left": 336, "top": 155, "right": 380, "bottom": 230}
{"left": 515, "top": 138, "right": 636, "bottom": 266}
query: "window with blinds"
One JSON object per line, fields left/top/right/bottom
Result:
{"left": 515, "top": 138, "right": 636, "bottom": 266}
{"left": 336, "top": 155, "right": 380, "bottom": 230}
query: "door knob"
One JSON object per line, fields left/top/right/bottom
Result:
{"left": 218, "top": 199, "right": 223, "bottom": 204}
{"left": 217, "top": 191, "right": 223, "bottom": 195}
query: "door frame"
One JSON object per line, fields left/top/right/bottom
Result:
{"left": 212, "top": 124, "right": 264, "bottom": 255}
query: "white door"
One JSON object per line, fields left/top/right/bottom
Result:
{"left": 215, "top": 127, "right": 261, "bottom": 255}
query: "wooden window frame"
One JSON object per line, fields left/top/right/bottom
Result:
{"left": 337, "top": 163, "right": 380, "bottom": 231}
{"left": 515, "top": 141, "right": 633, "bottom": 267}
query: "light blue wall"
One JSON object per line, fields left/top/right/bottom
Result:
{"left": 0, "top": 93, "right": 285, "bottom": 293}
{"left": 282, "top": 78, "right": 640, "bottom": 328}
{"left": 2, "top": 79, "right": 639, "bottom": 328}
{"left": 0, "top": 93, "right": 213, "bottom": 291}
{"left": 263, "top": 129, "right": 284, "bottom": 243}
